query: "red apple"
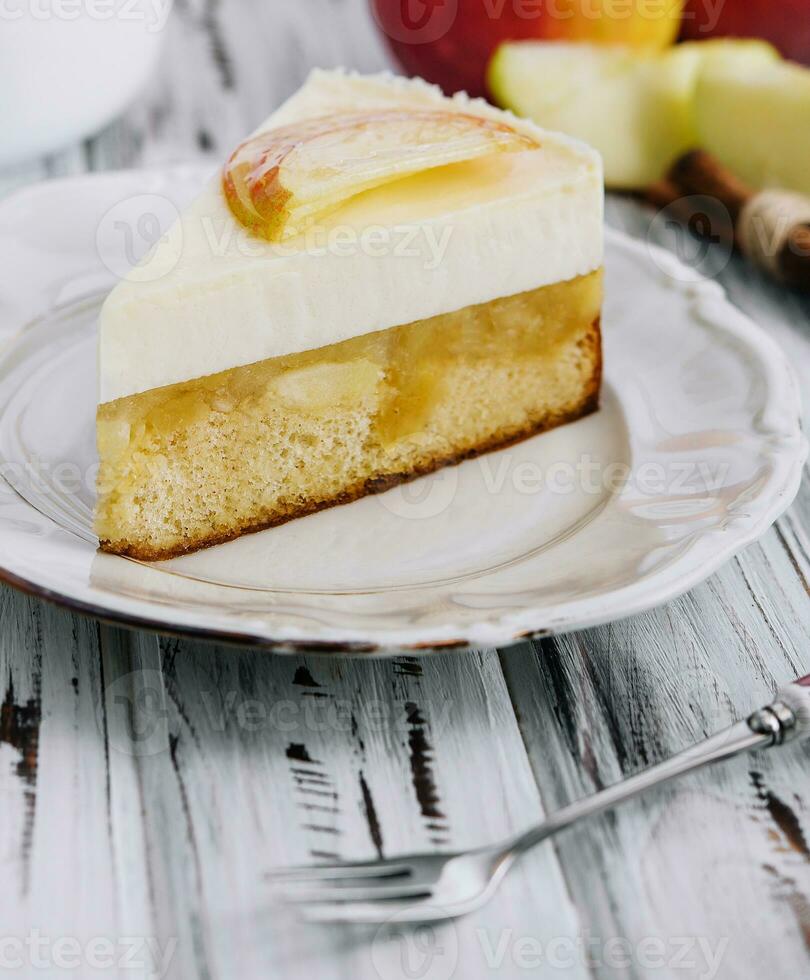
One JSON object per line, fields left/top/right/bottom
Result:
{"left": 680, "top": 0, "right": 810, "bottom": 65}
{"left": 369, "top": 0, "right": 684, "bottom": 97}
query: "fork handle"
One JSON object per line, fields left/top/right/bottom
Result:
{"left": 503, "top": 679, "right": 809, "bottom": 858}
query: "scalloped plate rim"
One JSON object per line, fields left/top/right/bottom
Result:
{"left": 0, "top": 168, "right": 805, "bottom": 654}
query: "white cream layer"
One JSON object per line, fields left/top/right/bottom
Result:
{"left": 99, "top": 70, "right": 604, "bottom": 403}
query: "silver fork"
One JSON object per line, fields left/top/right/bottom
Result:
{"left": 267, "top": 676, "right": 810, "bottom": 923}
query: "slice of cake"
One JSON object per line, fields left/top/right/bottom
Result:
{"left": 96, "top": 70, "right": 604, "bottom": 560}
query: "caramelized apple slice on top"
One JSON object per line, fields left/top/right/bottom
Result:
{"left": 222, "top": 109, "right": 537, "bottom": 241}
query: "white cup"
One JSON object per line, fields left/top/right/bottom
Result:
{"left": 0, "top": 0, "right": 172, "bottom": 167}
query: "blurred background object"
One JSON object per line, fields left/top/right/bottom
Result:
{"left": 488, "top": 39, "right": 779, "bottom": 189}
{"left": 490, "top": 35, "right": 810, "bottom": 201}
{"left": 369, "top": 0, "right": 683, "bottom": 97}
{"left": 694, "top": 51, "right": 810, "bottom": 196}
{"left": 649, "top": 150, "right": 810, "bottom": 291}
{"left": 680, "top": 0, "right": 810, "bottom": 66}
{"left": 0, "top": 0, "right": 172, "bottom": 167}
{"left": 488, "top": 38, "right": 810, "bottom": 195}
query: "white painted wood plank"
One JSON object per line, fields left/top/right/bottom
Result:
{"left": 0, "top": 594, "right": 131, "bottom": 976}
{"left": 100, "top": 626, "right": 188, "bottom": 980}
{"left": 0, "top": 589, "right": 41, "bottom": 902}
{"left": 90, "top": 632, "right": 588, "bottom": 980}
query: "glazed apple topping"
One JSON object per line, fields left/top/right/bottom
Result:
{"left": 222, "top": 109, "right": 537, "bottom": 241}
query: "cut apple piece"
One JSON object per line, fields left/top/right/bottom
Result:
{"left": 222, "top": 110, "right": 537, "bottom": 241}
{"left": 695, "top": 57, "right": 810, "bottom": 196}
{"left": 272, "top": 359, "right": 382, "bottom": 413}
{"left": 488, "top": 40, "right": 779, "bottom": 188}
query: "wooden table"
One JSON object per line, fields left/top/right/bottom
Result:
{"left": 2, "top": 3, "right": 809, "bottom": 977}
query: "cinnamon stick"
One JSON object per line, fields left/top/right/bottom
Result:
{"left": 645, "top": 149, "right": 810, "bottom": 291}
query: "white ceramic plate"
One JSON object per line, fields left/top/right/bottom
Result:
{"left": 0, "top": 168, "right": 805, "bottom": 653}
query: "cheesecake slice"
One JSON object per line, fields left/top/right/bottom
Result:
{"left": 96, "top": 70, "right": 604, "bottom": 560}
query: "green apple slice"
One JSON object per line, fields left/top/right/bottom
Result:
{"left": 696, "top": 58, "right": 810, "bottom": 197}
{"left": 488, "top": 40, "right": 779, "bottom": 189}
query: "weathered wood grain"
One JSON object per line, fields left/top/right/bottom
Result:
{"left": 1, "top": 0, "right": 809, "bottom": 978}
{"left": 0, "top": 594, "right": 127, "bottom": 973}
{"left": 94, "top": 629, "right": 588, "bottom": 979}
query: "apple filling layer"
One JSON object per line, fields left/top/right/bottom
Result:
{"left": 96, "top": 269, "right": 602, "bottom": 560}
